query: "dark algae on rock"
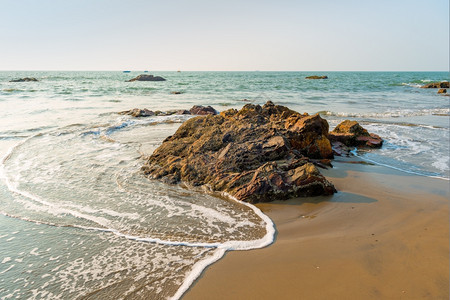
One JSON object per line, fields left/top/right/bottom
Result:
{"left": 142, "top": 102, "right": 383, "bottom": 203}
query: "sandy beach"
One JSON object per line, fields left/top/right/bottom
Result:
{"left": 185, "top": 158, "right": 449, "bottom": 299}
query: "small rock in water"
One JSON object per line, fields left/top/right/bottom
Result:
{"left": 305, "top": 75, "right": 328, "bottom": 79}
{"left": 437, "top": 88, "right": 447, "bottom": 94}
{"left": 9, "top": 77, "right": 39, "bottom": 82}
{"left": 118, "top": 108, "right": 155, "bottom": 117}
{"left": 189, "top": 105, "right": 217, "bottom": 115}
{"left": 421, "top": 81, "right": 449, "bottom": 89}
{"left": 127, "top": 74, "right": 166, "bottom": 82}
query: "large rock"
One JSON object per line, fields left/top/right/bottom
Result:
{"left": 421, "top": 81, "right": 449, "bottom": 89}
{"left": 328, "top": 120, "right": 383, "bottom": 148}
{"left": 9, "top": 77, "right": 38, "bottom": 82}
{"left": 127, "top": 74, "right": 166, "bottom": 82}
{"left": 305, "top": 75, "right": 328, "bottom": 79}
{"left": 142, "top": 101, "right": 336, "bottom": 203}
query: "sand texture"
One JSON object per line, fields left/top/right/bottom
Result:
{"left": 184, "top": 158, "right": 449, "bottom": 299}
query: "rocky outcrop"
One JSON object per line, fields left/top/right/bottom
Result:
{"left": 421, "top": 81, "right": 449, "bottom": 89}
{"left": 328, "top": 120, "right": 383, "bottom": 149}
{"left": 9, "top": 77, "right": 38, "bottom": 82}
{"left": 142, "top": 101, "right": 336, "bottom": 203}
{"left": 118, "top": 105, "right": 219, "bottom": 117}
{"left": 437, "top": 88, "right": 447, "bottom": 94}
{"left": 127, "top": 74, "right": 166, "bottom": 82}
{"left": 305, "top": 76, "right": 328, "bottom": 79}
{"left": 118, "top": 108, "right": 155, "bottom": 117}
{"left": 189, "top": 105, "right": 217, "bottom": 115}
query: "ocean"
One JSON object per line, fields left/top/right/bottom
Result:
{"left": 0, "top": 71, "right": 448, "bottom": 299}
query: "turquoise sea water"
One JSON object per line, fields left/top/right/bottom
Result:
{"left": 0, "top": 71, "right": 448, "bottom": 299}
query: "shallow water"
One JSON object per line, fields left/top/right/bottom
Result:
{"left": 0, "top": 71, "right": 448, "bottom": 299}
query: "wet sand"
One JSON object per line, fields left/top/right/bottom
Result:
{"left": 184, "top": 158, "right": 449, "bottom": 299}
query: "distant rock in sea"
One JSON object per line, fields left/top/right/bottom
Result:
{"left": 171, "top": 91, "right": 183, "bottom": 94}
{"left": 305, "top": 75, "right": 328, "bottom": 79}
{"left": 9, "top": 77, "right": 39, "bottom": 82}
{"left": 142, "top": 101, "right": 338, "bottom": 203}
{"left": 421, "top": 81, "right": 449, "bottom": 89}
{"left": 127, "top": 74, "right": 166, "bottom": 82}
{"left": 437, "top": 88, "right": 447, "bottom": 94}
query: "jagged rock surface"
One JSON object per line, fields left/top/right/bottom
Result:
{"left": 142, "top": 101, "right": 336, "bottom": 203}
{"left": 328, "top": 120, "right": 383, "bottom": 149}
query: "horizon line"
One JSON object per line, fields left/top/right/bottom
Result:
{"left": 1, "top": 70, "right": 448, "bottom": 72}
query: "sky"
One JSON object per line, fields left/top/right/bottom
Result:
{"left": 0, "top": 0, "right": 448, "bottom": 71}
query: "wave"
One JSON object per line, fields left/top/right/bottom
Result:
{"left": 319, "top": 108, "right": 450, "bottom": 119}
{"left": 0, "top": 130, "right": 275, "bottom": 300}
{"left": 400, "top": 82, "right": 422, "bottom": 88}
{"left": 351, "top": 149, "right": 449, "bottom": 181}
{"left": 0, "top": 190, "right": 274, "bottom": 300}
{"left": 2, "top": 135, "right": 275, "bottom": 248}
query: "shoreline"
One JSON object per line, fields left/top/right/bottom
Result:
{"left": 184, "top": 157, "right": 449, "bottom": 299}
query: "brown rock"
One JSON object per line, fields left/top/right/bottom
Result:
{"left": 328, "top": 120, "right": 383, "bottom": 148}
{"left": 421, "top": 81, "right": 449, "bottom": 89}
{"left": 118, "top": 108, "right": 155, "bottom": 117}
{"left": 437, "top": 88, "right": 447, "bottom": 94}
{"left": 189, "top": 105, "right": 217, "bottom": 115}
{"left": 142, "top": 101, "right": 336, "bottom": 203}
{"left": 305, "top": 75, "right": 328, "bottom": 79}
{"left": 286, "top": 114, "right": 333, "bottom": 159}
{"left": 127, "top": 74, "right": 166, "bottom": 82}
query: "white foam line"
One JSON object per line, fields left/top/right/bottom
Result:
{"left": 170, "top": 248, "right": 226, "bottom": 300}
{"left": 220, "top": 192, "right": 275, "bottom": 250}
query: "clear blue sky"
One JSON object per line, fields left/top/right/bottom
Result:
{"left": 1, "top": 0, "right": 448, "bottom": 71}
